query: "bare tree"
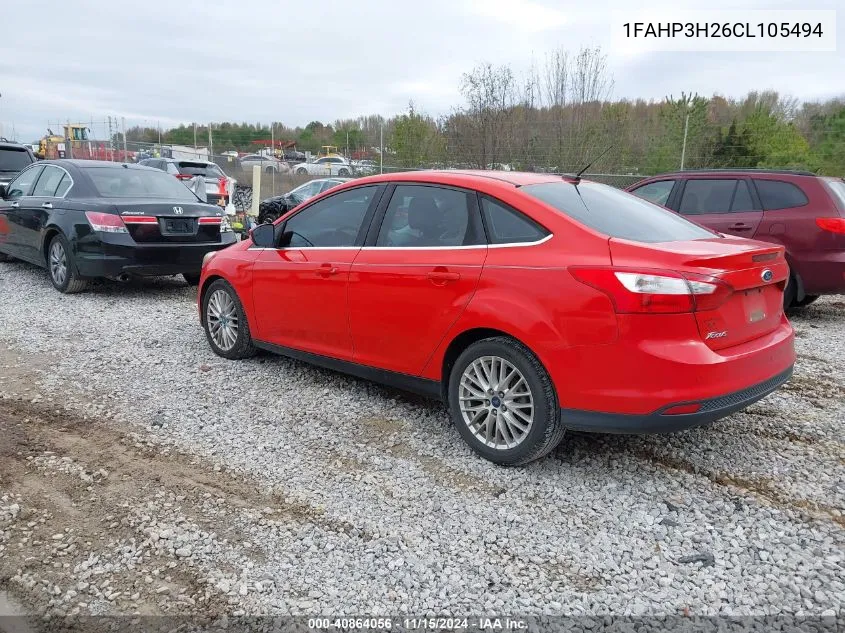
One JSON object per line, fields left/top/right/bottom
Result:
{"left": 458, "top": 62, "right": 516, "bottom": 168}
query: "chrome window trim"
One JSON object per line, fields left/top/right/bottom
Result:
{"left": 245, "top": 234, "right": 553, "bottom": 252}
{"left": 35, "top": 164, "right": 75, "bottom": 199}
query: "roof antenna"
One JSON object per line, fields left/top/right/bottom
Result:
{"left": 572, "top": 145, "right": 613, "bottom": 183}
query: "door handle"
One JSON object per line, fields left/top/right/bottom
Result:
{"left": 10, "top": 202, "right": 19, "bottom": 208}
{"left": 427, "top": 271, "right": 461, "bottom": 283}
{"left": 42, "top": 202, "right": 53, "bottom": 209}
{"left": 317, "top": 263, "right": 339, "bottom": 277}
{"left": 730, "top": 223, "right": 752, "bottom": 231}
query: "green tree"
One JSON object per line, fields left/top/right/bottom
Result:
{"left": 713, "top": 120, "right": 754, "bottom": 168}
{"left": 812, "top": 106, "right": 845, "bottom": 176}
{"left": 743, "top": 109, "right": 811, "bottom": 169}
{"left": 391, "top": 103, "right": 444, "bottom": 168}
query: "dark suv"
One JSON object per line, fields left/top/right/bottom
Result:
{"left": 627, "top": 170, "right": 845, "bottom": 308}
{"left": 0, "top": 139, "right": 36, "bottom": 188}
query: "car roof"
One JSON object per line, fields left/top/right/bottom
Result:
{"left": 349, "top": 170, "right": 572, "bottom": 189}
{"left": 645, "top": 168, "right": 818, "bottom": 179}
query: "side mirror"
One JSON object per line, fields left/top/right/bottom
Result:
{"left": 250, "top": 222, "right": 277, "bottom": 248}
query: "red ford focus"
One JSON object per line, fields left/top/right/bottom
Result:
{"left": 198, "top": 171, "right": 795, "bottom": 465}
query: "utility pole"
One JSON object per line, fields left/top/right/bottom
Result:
{"left": 379, "top": 122, "right": 383, "bottom": 175}
{"left": 270, "top": 122, "right": 276, "bottom": 194}
{"left": 208, "top": 123, "right": 213, "bottom": 162}
{"left": 107, "top": 116, "right": 114, "bottom": 161}
{"left": 680, "top": 112, "right": 690, "bottom": 170}
{"left": 346, "top": 129, "right": 349, "bottom": 159}
{"left": 157, "top": 121, "right": 162, "bottom": 146}
{"left": 193, "top": 122, "right": 197, "bottom": 150}
{"left": 122, "top": 117, "right": 127, "bottom": 158}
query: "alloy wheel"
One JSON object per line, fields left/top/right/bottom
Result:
{"left": 49, "top": 241, "right": 68, "bottom": 286}
{"left": 459, "top": 355, "right": 534, "bottom": 449}
{"left": 207, "top": 289, "right": 239, "bottom": 351}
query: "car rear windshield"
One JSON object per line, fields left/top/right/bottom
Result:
{"left": 176, "top": 162, "right": 224, "bottom": 178}
{"left": 522, "top": 181, "right": 716, "bottom": 243}
{"left": 0, "top": 148, "right": 34, "bottom": 172}
{"left": 87, "top": 167, "right": 199, "bottom": 200}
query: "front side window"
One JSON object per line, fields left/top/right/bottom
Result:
{"left": 283, "top": 186, "right": 377, "bottom": 247}
{"left": 679, "top": 179, "right": 736, "bottom": 215}
{"left": 87, "top": 167, "right": 200, "bottom": 200}
{"left": 631, "top": 180, "right": 675, "bottom": 206}
{"left": 376, "top": 185, "right": 476, "bottom": 247}
{"left": 754, "top": 179, "right": 809, "bottom": 210}
{"left": 4, "top": 165, "right": 44, "bottom": 199}
{"left": 523, "top": 181, "right": 715, "bottom": 243}
{"left": 32, "top": 166, "right": 67, "bottom": 197}
{"left": 480, "top": 196, "right": 548, "bottom": 244}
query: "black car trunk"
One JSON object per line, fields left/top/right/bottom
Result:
{"left": 113, "top": 201, "right": 224, "bottom": 243}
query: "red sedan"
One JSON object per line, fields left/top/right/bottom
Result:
{"left": 197, "top": 171, "right": 795, "bottom": 465}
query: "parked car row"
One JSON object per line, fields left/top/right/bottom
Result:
{"left": 3, "top": 159, "right": 843, "bottom": 466}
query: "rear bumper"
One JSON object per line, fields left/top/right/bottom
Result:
{"left": 74, "top": 236, "right": 236, "bottom": 278}
{"left": 562, "top": 366, "right": 793, "bottom": 433}
{"left": 794, "top": 250, "right": 845, "bottom": 295}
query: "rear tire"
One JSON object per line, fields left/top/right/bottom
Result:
{"left": 792, "top": 294, "right": 820, "bottom": 309}
{"left": 447, "top": 336, "right": 565, "bottom": 466}
{"left": 202, "top": 279, "right": 256, "bottom": 360}
{"left": 783, "top": 273, "right": 797, "bottom": 310}
{"left": 47, "top": 234, "right": 88, "bottom": 294}
{"left": 296, "top": 167, "right": 307, "bottom": 175}
{"left": 338, "top": 168, "right": 350, "bottom": 177}
{"left": 183, "top": 272, "right": 201, "bottom": 286}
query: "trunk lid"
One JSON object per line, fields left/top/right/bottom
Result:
{"left": 112, "top": 200, "right": 225, "bottom": 243}
{"left": 609, "top": 236, "right": 789, "bottom": 350}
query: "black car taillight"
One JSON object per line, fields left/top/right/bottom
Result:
{"left": 85, "top": 212, "right": 127, "bottom": 233}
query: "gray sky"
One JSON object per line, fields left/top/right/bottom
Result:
{"left": 1, "top": 0, "right": 842, "bottom": 142}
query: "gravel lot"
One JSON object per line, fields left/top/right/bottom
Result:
{"left": 0, "top": 259, "right": 843, "bottom": 620}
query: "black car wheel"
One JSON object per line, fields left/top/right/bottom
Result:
{"left": 47, "top": 234, "right": 88, "bottom": 294}
{"left": 296, "top": 167, "right": 307, "bottom": 175}
{"left": 338, "top": 168, "right": 350, "bottom": 176}
{"left": 202, "top": 279, "right": 256, "bottom": 360}
{"left": 448, "top": 336, "right": 565, "bottom": 466}
{"left": 183, "top": 272, "right": 201, "bottom": 286}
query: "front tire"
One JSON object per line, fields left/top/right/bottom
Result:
{"left": 448, "top": 337, "right": 565, "bottom": 466}
{"left": 338, "top": 168, "right": 350, "bottom": 177}
{"left": 202, "top": 279, "right": 256, "bottom": 360}
{"left": 296, "top": 167, "right": 307, "bottom": 175}
{"left": 47, "top": 234, "right": 88, "bottom": 294}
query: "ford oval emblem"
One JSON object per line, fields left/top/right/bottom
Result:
{"left": 761, "top": 269, "right": 774, "bottom": 283}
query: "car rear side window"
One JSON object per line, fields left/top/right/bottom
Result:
{"left": 754, "top": 179, "right": 809, "bottom": 210}
{"left": 32, "top": 166, "right": 66, "bottom": 197}
{"left": 54, "top": 174, "right": 72, "bottom": 197}
{"left": 376, "top": 185, "right": 479, "bottom": 247}
{"left": 631, "top": 180, "right": 675, "bottom": 206}
{"left": 480, "top": 196, "right": 548, "bottom": 244}
{"left": 523, "top": 181, "right": 715, "bottom": 243}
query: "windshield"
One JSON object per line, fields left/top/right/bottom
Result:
{"left": 522, "top": 181, "right": 716, "bottom": 243}
{"left": 176, "top": 162, "right": 225, "bottom": 178}
{"left": 87, "top": 167, "right": 200, "bottom": 200}
{"left": 0, "top": 148, "right": 34, "bottom": 172}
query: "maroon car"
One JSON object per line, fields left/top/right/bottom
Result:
{"left": 627, "top": 170, "right": 845, "bottom": 308}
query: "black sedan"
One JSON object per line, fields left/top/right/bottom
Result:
{"left": 0, "top": 160, "right": 237, "bottom": 293}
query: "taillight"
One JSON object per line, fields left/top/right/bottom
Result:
{"left": 84, "top": 211, "right": 127, "bottom": 233}
{"left": 570, "top": 267, "right": 733, "bottom": 314}
{"left": 816, "top": 217, "right": 845, "bottom": 234}
{"left": 120, "top": 216, "right": 157, "bottom": 225}
{"left": 198, "top": 217, "right": 222, "bottom": 225}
